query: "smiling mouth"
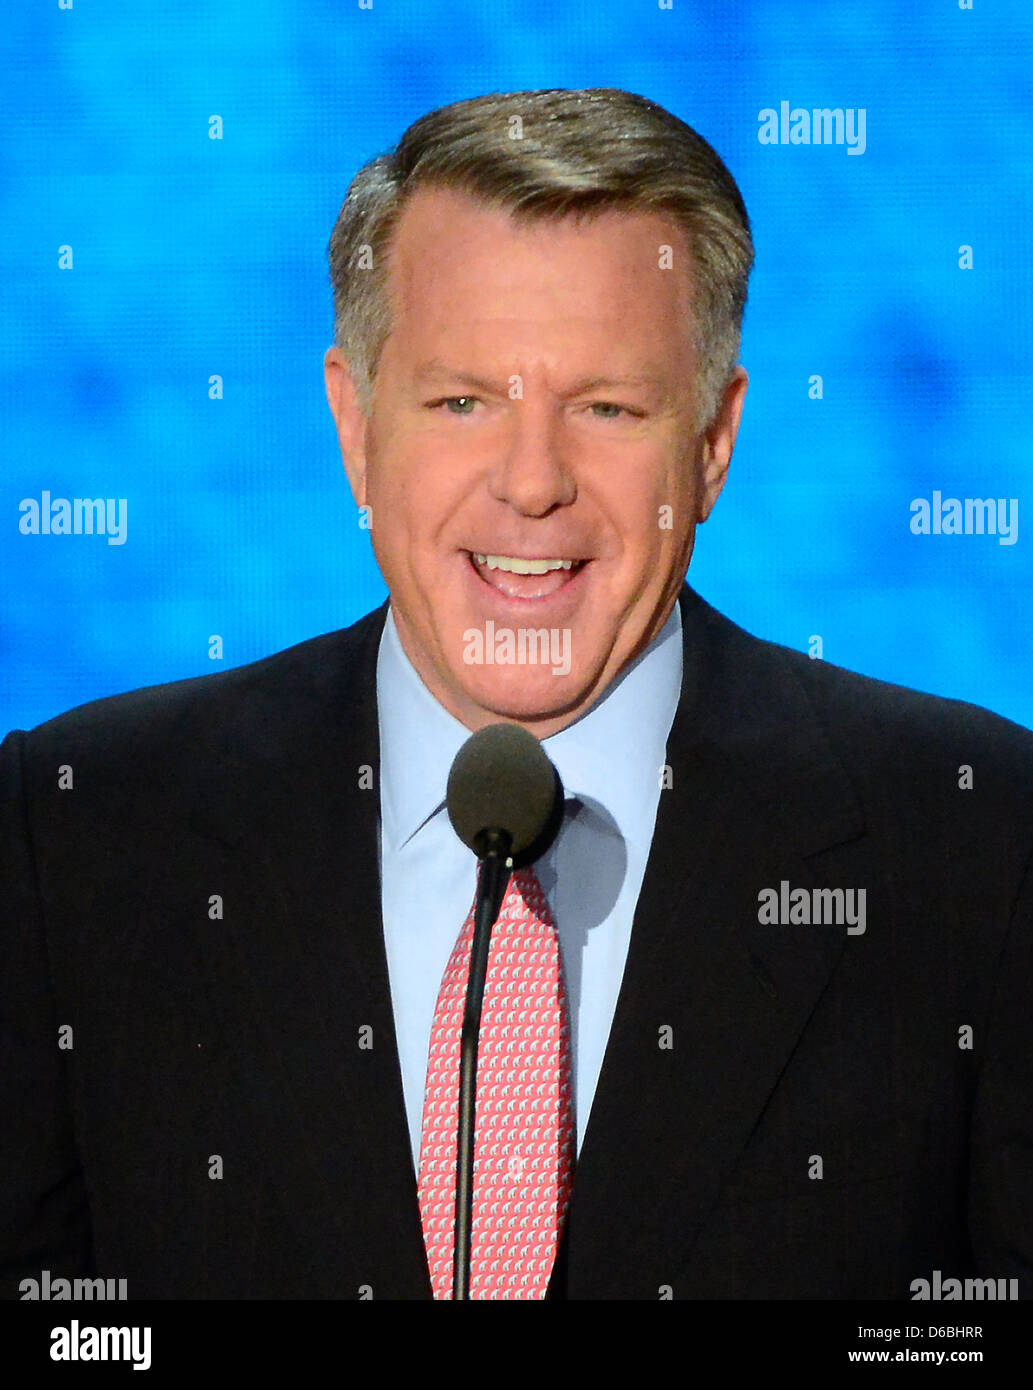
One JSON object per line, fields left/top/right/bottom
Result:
{"left": 467, "top": 551, "right": 588, "bottom": 599}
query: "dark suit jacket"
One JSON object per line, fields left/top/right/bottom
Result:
{"left": 2, "top": 584, "right": 1032, "bottom": 1300}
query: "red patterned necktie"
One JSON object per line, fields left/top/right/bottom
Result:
{"left": 417, "top": 864, "right": 575, "bottom": 1299}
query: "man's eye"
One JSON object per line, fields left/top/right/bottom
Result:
{"left": 590, "top": 402, "right": 629, "bottom": 419}
{"left": 439, "top": 396, "right": 479, "bottom": 414}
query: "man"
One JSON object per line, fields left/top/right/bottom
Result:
{"left": 2, "top": 88, "right": 1031, "bottom": 1301}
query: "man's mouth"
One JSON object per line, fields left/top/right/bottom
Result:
{"left": 468, "top": 551, "right": 588, "bottom": 599}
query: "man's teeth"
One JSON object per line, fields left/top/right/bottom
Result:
{"left": 473, "top": 554, "right": 576, "bottom": 575}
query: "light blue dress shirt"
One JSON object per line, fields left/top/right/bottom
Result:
{"left": 377, "top": 598, "right": 683, "bottom": 1173}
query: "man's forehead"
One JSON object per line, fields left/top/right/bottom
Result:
{"left": 380, "top": 186, "right": 699, "bottom": 393}
{"left": 387, "top": 191, "right": 694, "bottom": 329}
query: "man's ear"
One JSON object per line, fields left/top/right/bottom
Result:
{"left": 323, "top": 347, "right": 370, "bottom": 508}
{"left": 697, "top": 366, "right": 748, "bottom": 523}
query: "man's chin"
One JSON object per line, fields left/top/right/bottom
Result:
{"left": 453, "top": 668, "right": 595, "bottom": 733}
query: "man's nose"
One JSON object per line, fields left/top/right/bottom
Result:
{"left": 487, "top": 399, "right": 577, "bottom": 517}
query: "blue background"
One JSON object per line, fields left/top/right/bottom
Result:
{"left": 2, "top": 0, "right": 1031, "bottom": 733}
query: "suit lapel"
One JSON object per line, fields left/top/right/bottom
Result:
{"left": 563, "top": 585, "right": 866, "bottom": 1297}
{"left": 187, "top": 601, "right": 432, "bottom": 1297}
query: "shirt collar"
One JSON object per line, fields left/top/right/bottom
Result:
{"left": 377, "top": 598, "right": 683, "bottom": 855}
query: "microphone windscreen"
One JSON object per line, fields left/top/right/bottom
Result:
{"left": 446, "top": 723, "right": 562, "bottom": 858}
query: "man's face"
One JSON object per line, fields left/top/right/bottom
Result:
{"left": 324, "top": 185, "right": 747, "bottom": 737}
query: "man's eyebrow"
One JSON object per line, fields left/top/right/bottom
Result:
{"left": 413, "top": 360, "right": 670, "bottom": 398}
{"left": 564, "top": 374, "right": 669, "bottom": 397}
{"left": 413, "top": 362, "right": 502, "bottom": 394}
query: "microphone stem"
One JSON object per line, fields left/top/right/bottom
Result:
{"left": 454, "top": 828, "right": 512, "bottom": 1300}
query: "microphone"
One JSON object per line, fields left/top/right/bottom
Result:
{"left": 444, "top": 723, "right": 563, "bottom": 1300}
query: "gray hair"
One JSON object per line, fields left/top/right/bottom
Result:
{"left": 326, "top": 88, "right": 753, "bottom": 432}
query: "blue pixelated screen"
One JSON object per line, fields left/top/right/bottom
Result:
{"left": 2, "top": 0, "right": 1031, "bottom": 733}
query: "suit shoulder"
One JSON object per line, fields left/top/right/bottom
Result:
{"left": 8, "top": 605, "right": 386, "bottom": 768}
{"left": 760, "top": 633, "right": 1033, "bottom": 792}
{"left": 687, "top": 591, "right": 1033, "bottom": 797}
